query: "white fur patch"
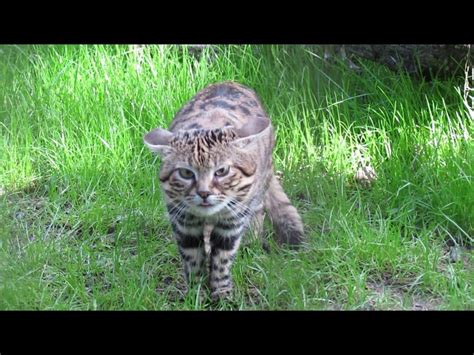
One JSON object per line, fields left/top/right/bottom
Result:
{"left": 203, "top": 223, "right": 214, "bottom": 255}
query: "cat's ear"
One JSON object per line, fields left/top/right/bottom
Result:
{"left": 143, "top": 127, "right": 173, "bottom": 154}
{"left": 232, "top": 116, "right": 272, "bottom": 148}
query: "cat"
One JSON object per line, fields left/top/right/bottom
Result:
{"left": 144, "top": 81, "right": 304, "bottom": 300}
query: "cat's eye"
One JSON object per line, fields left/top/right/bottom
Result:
{"left": 178, "top": 168, "right": 195, "bottom": 179}
{"left": 215, "top": 166, "right": 230, "bottom": 177}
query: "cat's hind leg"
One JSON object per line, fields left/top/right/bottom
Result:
{"left": 241, "top": 203, "right": 265, "bottom": 248}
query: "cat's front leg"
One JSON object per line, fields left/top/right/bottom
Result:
{"left": 174, "top": 228, "right": 207, "bottom": 285}
{"left": 209, "top": 222, "right": 245, "bottom": 300}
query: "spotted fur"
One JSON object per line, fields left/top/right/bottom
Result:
{"left": 144, "top": 81, "right": 304, "bottom": 300}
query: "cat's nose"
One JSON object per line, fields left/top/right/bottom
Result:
{"left": 197, "top": 190, "right": 211, "bottom": 200}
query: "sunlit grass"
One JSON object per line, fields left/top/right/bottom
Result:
{"left": 0, "top": 44, "right": 472, "bottom": 310}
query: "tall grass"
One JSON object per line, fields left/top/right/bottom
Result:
{"left": 0, "top": 45, "right": 472, "bottom": 310}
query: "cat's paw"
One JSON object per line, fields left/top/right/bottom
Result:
{"left": 210, "top": 286, "right": 233, "bottom": 302}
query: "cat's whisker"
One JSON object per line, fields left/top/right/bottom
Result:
{"left": 173, "top": 205, "right": 188, "bottom": 221}
{"left": 167, "top": 201, "right": 184, "bottom": 214}
{"left": 168, "top": 201, "right": 186, "bottom": 216}
{"left": 168, "top": 201, "right": 189, "bottom": 224}
{"left": 225, "top": 198, "right": 255, "bottom": 221}
{"left": 228, "top": 198, "right": 254, "bottom": 214}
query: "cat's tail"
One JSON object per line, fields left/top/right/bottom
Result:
{"left": 264, "top": 174, "right": 305, "bottom": 246}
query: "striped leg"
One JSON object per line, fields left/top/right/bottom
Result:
{"left": 170, "top": 210, "right": 206, "bottom": 285}
{"left": 175, "top": 233, "right": 206, "bottom": 285}
{"left": 209, "top": 222, "right": 244, "bottom": 300}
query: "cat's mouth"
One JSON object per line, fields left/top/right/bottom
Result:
{"left": 189, "top": 201, "right": 226, "bottom": 217}
{"left": 186, "top": 195, "right": 229, "bottom": 216}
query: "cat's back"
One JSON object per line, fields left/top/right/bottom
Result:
{"left": 169, "top": 82, "right": 269, "bottom": 132}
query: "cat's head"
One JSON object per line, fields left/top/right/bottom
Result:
{"left": 143, "top": 117, "right": 271, "bottom": 217}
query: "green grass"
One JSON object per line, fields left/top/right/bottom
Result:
{"left": 0, "top": 44, "right": 472, "bottom": 310}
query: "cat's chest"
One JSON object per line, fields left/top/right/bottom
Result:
{"left": 176, "top": 214, "right": 223, "bottom": 228}
{"left": 174, "top": 212, "right": 248, "bottom": 231}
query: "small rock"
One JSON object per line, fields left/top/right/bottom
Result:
{"left": 14, "top": 211, "right": 25, "bottom": 220}
{"left": 163, "top": 276, "right": 173, "bottom": 286}
{"left": 275, "top": 170, "right": 284, "bottom": 181}
{"left": 449, "top": 246, "right": 461, "bottom": 263}
{"left": 355, "top": 164, "right": 377, "bottom": 187}
{"left": 413, "top": 303, "right": 425, "bottom": 310}
{"left": 106, "top": 224, "right": 116, "bottom": 234}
